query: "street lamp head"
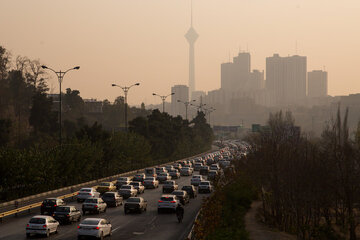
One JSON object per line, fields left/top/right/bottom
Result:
{"left": 152, "top": 93, "right": 156, "bottom": 96}
{"left": 177, "top": 100, "right": 181, "bottom": 102}
{"left": 41, "top": 65, "right": 48, "bottom": 69}
{"left": 135, "top": 83, "right": 140, "bottom": 86}
{"left": 111, "top": 84, "right": 117, "bottom": 87}
{"left": 171, "top": 93, "right": 175, "bottom": 95}
{"left": 73, "top": 66, "right": 80, "bottom": 70}
{"left": 192, "top": 99, "right": 196, "bottom": 102}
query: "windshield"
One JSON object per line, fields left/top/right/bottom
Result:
{"left": 130, "top": 182, "right": 139, "bottom": 186}
{"left": 102, "top": 193, "right": 115, "bottom": 198}
{"left": 55, "top": 206, "right": 70, "bottom": 212}
{"left": 172, "top": 191, "right": 183, "bottom": 196}
{"left": 84, "top": 198, "right": 98, "bottom": 203}
{"left": 29, "top": 218, "right": 46, "bottom": 224}
{"left": 164, "top": 181, "right": 174, "bottom": 185}
{"left": 118, "top": 178, "right": 127, "bottom": 181}
{"left": 81, "top": 219, "right": 100, "bottom": 225}
{"left": 100, "top": 182, "right": 110, "bottom": 186}
{"left": 145, "top": 177, "right": 154, "bottom": 181}
{"left": 127, "top": 198, "right": 140, "bottom": 203}
{"left": 80, "top": 189, "right": 91, "bottom": 192}
{"left": 200, "top": 182, "right": 210, "bottom": 186}
{"left": 160, "top": 197, "right": 175, "bottom": 201}
{"left": 43, "top": 199, "right": 56, "bottom": 204}
{"left": 121, "top": 185, "right": 131, "bottom": 189}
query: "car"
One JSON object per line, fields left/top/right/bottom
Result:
{"left": 172, "top": 190, "right": 190, "bottom": 205}
{"left": 193, "top": 162, "right": 203, "bottom": 171}
{"left": 198, "top": 181, "right": 213, "bottom": 193}
{"left": 168, "top": 169, "right": 180, "bottom": 179}
{"left": 157, "top": 195, "right": 179, "bottom": 213}
{"left": 53, "top": 206, "right": 81, "bottom": 224}
{"left": 77, "top": 218, "right": 112, "bottom": 240}
{"left": 157, "top": 172, "right": 171, "bottom": 183}
{"left": 210, "top": 164, "right": 220, "bottom": 171}
{"left": 145, "top": 167, "right": 157, "bottom": 178}
{"left": 180, "top": 167, "right": 193, "bottom": 176}
{"left": 219, "top": 160, "right": 231, "bottom": 168}
{"left": 115, "top": 177, "right": 132, "bottom": 189}
{"left": 133, "top": 173, "right": 146, "bottom": 182}
{"left": 130, "top": 181, "right": 145, "bottom": 194}
{"left": 207, "top": 170, "right": 219, "bottom": 181}
{"left": 162, "top": 180, "right": 179, "bottom": 193}
{"left": 26, "top": 215, "right": 59, "bottom": 238}
{"left": 156, "top": 167, "right": 167, "bottom": 175}
{"left": 165, "top": 165, "right": 175, "bottom": 172}
{"left": 199, "top": 166, "right": 210, "bottom": 175}
{"left": 101, "top": 192, "right": 123, "bottom": 207}
{"left": 124, "top": 197, "right": 147, "bottom": 214}
{"left": 191, "top": 175, "right": 204, "bottom": 186}
{"left": 41, "top": 198, "right": 65, "bottom": 215}
{"left": 82, "top": 198, "right": 107, "bottom": 215}
{"left": 77, "top": 188, "right": 100, "bottom": 202}
{"left": 119, "top": 185, "right": 138, "bottom": 199}
{"left": 97, "top": 182, "right": 116, "bottom": 194}
{"left": 143, "top": 177, "right": 159, "bottom": 189}
{"left": 181, "top": 185, "right": 197, "bottom": 198}
{"left": 173, "top": 163, "right": 182, "bottom": 170}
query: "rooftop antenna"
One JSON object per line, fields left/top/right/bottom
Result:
{"left": 191, "top": 0, "right": 193, "bottom": 27}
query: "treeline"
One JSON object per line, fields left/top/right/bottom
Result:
{"left": 246, "top": 108, "right": 360, "bottom": 239}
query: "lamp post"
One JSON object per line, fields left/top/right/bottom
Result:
{"left": 190, "top": 103, "right": 206, "bottom": 113}
{"left": 204, "top": 107, "right": 216, "bottom": 125}
{"left": 152, "top": 92, "right": 174, "bottom": 113}
{"left": 41, "top": 65, "right": 80, "bottom": 146}
{"left": 177, "top": 99, "right": 196, "bottom": 120}
{"left": 112, "top": 83, "right": 140, "bottom": 131}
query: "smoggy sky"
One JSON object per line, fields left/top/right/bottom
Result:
{"left": 1, "top": 0, "right": 359, "bottom": 105}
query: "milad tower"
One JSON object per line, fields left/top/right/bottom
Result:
{"left": 184, "top": 0, "right": 198, "bottom": 100}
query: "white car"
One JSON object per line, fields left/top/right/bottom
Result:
{"left": 82, "top": 198, "right": 107, "bottom": 215}
{"left": 194, "top": 163, "right": 203, "bottom": 171}
{"left": 210, "top": 164, "right": 220, "bottom": 171}
{"left": 198, "top": 181, "right": 213, "bottom": 193}
{"left": 180, "top": 167, "right": 193, "bottom": 176}
{"left": 157, "top": 195, "right": 179, "bottom": 213}
{"left": 26, "top": 215, "right": 59, "bottom": 238}
{"left": 77, "top": 188, "right": 100, "bottom": 202}
{"left": 119, "top": 185, "right": 138, "bottom": 199}
{"left": 191, "top": 175, "right": 204, "bottom": 186}
{"left": 77, "top": 218, "right": 112, "bottom": 239}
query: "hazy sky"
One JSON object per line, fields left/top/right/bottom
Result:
{"left": 1, "top": 0, "right": 359, "bottom": 105}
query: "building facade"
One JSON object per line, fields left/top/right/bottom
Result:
{"left": 308, "top": 70, "right": 328, "bottom": 98}
{"left": 171, "top": 85, "right": 189, "bottom": 117}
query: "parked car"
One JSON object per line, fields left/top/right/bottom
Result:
{"left": 97, "top": 182, "right": 116, "bottom": 194}
{"left": 53, "top": 206, "right": 81, "bottom": 224}
{"left": 168, "top": 169, "right": 180, "bottom": 179}
{"left": 162, "top": 180, "right": 179, "bottom": 193}
{"left": 101, "top": 192, "right": 123, "bottom": 207}
{"left": 115, "top": 177, "right": 132, "bottom": 189}
{"left": 198, "top": 181, "right": 213, "bottom": 193}
{"left": 181, "top": 185, "right": 197, "bottom": 198}
{"left": 133, "top": 173, "right": 146, "bottom": 182}
{"left": 172, "top": 190, "right": 190, "bottom": 205}
{"left": 193, "top": 163, "right": 203, "bottom": 171}
{"left": 77, "top": 218, "right": 112, "bottom": 240}
{"left": 118, "top": 185, "right": 137, "bottom": 199}
{"left": 207, "top": 170, "right": 219, "bottom": 181}
{"left": 82, "top": 198, "right": 107, "bottom": 215}
{"left": 143, "top": 177, "right": 159, "bottom": 189}
{"left": 26, "top": 215, "right": 59, "bottom": 238}
{"left": 157, "top": 172, "right": 171, "bottom": 183}
{"left": 77, "top": 188, "right": 100, "bottom": 202}
{"left": 41, "top": 198, "right": 65, "bottom": 215}
{"left": 130, "top": 181, "right": 145, "bottom": 194}
{"left": 191, "top": 175, "right": 204, "bottom": 186}
{"left": 156, "top": 167, "right": 167, "bottom": 175}
{"left": 199, "top": 165, "right": 210, "bottom": 175}
{"left": 145, "top": 167, "right": 157, "bottom": 178}
{"left": 157, "top": 195, "right": 179, "bottom": 213}
{"left": 180, "top": 167, "right": 193, "bottom": 176}
{"left": 124, "top": 197, "right": 147, "bottom": 214}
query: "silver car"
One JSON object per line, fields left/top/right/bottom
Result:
{"left": 77, "top": 218, "right": 112, "bottom": 239}
{"left": 82, "top": 198, "right": 107, "bottom": 215}
{"left": 116, "top": 177, "right": 132, "bottom": 189}
{"left": 180, "top": 167, "right": 193, "bottom": 176}
{"left": 143, "top": 177, "right": 159, "bottom": 189}
{"left": 157, "top": 195, "right": 179, "bottom": 213}
{"left": 198, "top": 181, "right": 213, "bottom": 193}
{"left": 191, "top": 175, "right": 204, "bottom": 186}
{"left": 157, "top": 172, "right": 171, "bottom": 183}
{"left": 77, "top": 188, "right": 100, "bottom": 202}
{"left": 26, "top": 215, "right": 59, "bottom": 238}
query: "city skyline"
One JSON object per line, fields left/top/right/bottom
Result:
{"left": 1, "top": 0, "right": 360, "bottom": 105}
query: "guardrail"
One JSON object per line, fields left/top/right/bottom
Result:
{"left": 0, "top": 148, "right": 217, "bottom": 222}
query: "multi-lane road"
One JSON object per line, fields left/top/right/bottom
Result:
{"left": 0, "top": 172, "right": 210, "bottom": 240}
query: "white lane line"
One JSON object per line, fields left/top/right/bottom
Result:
{"left": 112, "top": 226, "right": 121, "bottom": 233}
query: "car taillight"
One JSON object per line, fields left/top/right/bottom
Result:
{"left": 152, "top": 182, "right": 154, "bottom": 184}
{"left": 77, "top": 226, "right": 81, "bottom": 229}
{"left": 95, "top": 227, "right": 100, "bottom": 230}
{"left": 41, "top": 204, "right": 44, "bottom": 207}
{"left": 170, "top": 201, "right": 176, "bottom": 203}
{"left": 67, "top": 214, "right": 70, "bottom": 217}
{"left": 26, "top": 224, "right": 29, "bottom": 227}
{"left": 54, "top": 204, "right": 57, "bottom": 207}
{"left": 43, "top": 225, "right": 47, "bottom": 228}
{"left": 158, "top": 200, "right": 163, "bottom": 203}
{"left": 94, "top": 205, "right": 98, "bottom": 208}
{"left": 88, "top": 193, "right": 92, "bottom": 195}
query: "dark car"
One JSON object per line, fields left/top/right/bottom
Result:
{"left": 133, "top": 173, "right": 146, "bottom": 182}
{"left": 41, "top": 198, "right": 65, "bottom": 215}
{"left": 124, "top": 197, "right": 147, "bottom": 214}
{"left": 53, "top": 206, "right": 81, "bottom": 224}
{"left": 101, "top": 192, "right": 123, "bottom": 207}
{"left": 199, "top": 166, "right": 210, "bottom": 175}
{"left": 172, "top": 190, "right": 190, "bottom": 205}
{"left": 181, "top": 185, "right": 197, "bottom": 199}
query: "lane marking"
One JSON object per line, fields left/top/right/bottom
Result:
{"left": 112, "top": 226, "right": 121, "bottom": 233}
{"left": 133, "top": 232, "right": 145, "bottom": 235}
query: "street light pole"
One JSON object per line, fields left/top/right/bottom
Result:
{"left": 112, "top": 83, "right": 140, "bottom": 131}
{"left": 177, "top": 99, "right": 196, "bottom": 120}
{"left": 41, "top": 65, "right": 80, "bottom": 146}
{"left": 152, "top": 93, "right": 174, "bottom": 113}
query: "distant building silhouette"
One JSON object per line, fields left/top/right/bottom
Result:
{"left": 191, "top": 90, "right": 206, "bottom": 102}
{"left": 185, "top": 1, "right": 198, "bottom": 100}
{"left": 308, "top": 70, "right": 328, "bottom": 98}
{"left": 171, "top": 85, "right": 189, "bottom": 117}
{"left": 266, "top": 54, "right": 307, "bottom": 106}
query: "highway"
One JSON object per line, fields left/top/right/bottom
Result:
{"left": 0, "top": 172, "right": 210, "bottom": 240}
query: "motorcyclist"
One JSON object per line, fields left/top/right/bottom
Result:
{"left": 175, "top": 204, "right": 184, "bottom": 222}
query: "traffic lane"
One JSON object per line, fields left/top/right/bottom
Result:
{"left": 0, "top": 173, "right": 204, "bottom": 240}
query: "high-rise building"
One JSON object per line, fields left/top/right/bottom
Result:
{"left": 191, "top": 90, "right": 206, "bottom": 102}
{"left": 308, "top": 70, "right": 328, "bottom": 98}
{"left": 221, "top": 52, "right": 251, "bottom": 92}
{"left": 171, "top": 85, "right": 189, "bottom": 117}
{"left": 266, "top": 54, "right": 307, "bottom": 106}
{"left": 185, "top": 1, "right": 198, "bottom": 100}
